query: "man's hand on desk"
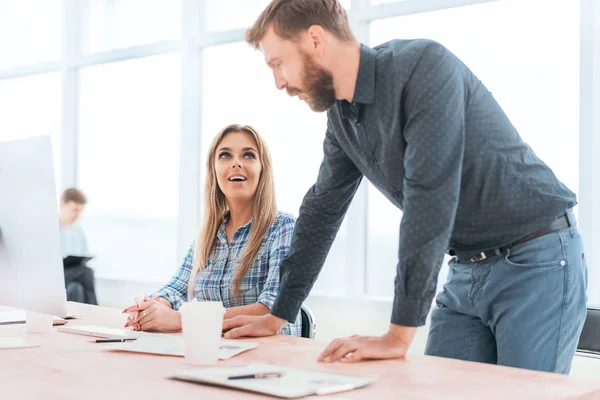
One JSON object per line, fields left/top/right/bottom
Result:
{"left": 222, "top": 314, "right": 286, "bottom": 339}
{"left": 317, "top": 324, "right": 416, "bottom": 363}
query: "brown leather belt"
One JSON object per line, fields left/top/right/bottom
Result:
{"left": 455, "top": 214, "right": 572, "bottom": 263}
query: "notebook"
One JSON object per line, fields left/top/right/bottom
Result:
{"left": 170, "top": 363, "right": 376, "bottom": 398}
{"left": 63, "top": 255, "right": 94, "bottom": 267}
{"left": 105, "top": 334, "right": 258, "bottom": 360}
{"left": 0, "top": 310, "right": 68, "bottom": 326}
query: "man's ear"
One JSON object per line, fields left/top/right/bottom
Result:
{"left": 306, "top": 25, "right": 326, "bottom": 55}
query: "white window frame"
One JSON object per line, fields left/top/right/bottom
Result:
{"left": 0, "top": 0, "right": 596, "bottom": 302}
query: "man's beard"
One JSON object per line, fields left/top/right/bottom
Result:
{"left": 287, "top": 53, "right": 336, "bottom": 112}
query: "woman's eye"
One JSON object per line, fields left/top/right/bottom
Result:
{"left": 244, "top": 152, "right": 256, "bottom": 159}
{"left": 218, "top": 152, "right": 230, "bottom": 159}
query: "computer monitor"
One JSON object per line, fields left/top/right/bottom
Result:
{"left": 0, "top": 135, "right": 67, "bottom": 317}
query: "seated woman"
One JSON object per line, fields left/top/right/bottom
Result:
{"left": 124, "top": 124, "right": 301, "bottom": 336}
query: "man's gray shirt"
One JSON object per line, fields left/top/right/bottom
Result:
{"left": 270, "top": 39, "right": 576, "bottom": 327}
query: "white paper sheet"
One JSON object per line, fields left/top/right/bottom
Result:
{"left": 105, "top": 334, "right": 258, "bottom": 360}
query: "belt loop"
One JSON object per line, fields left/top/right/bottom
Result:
{"left": 565, "top": 211, "right": 572, "bottom": 227}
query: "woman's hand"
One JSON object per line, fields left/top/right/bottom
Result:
{"left": 123, "top": 295, "right": 180, "bottom": 332}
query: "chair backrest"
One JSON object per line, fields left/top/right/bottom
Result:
{"left": 577, "top": 307, "right": 600, "bottom": 357}
{"left": 300, "top": 304, "right": 316, "bottom": 339}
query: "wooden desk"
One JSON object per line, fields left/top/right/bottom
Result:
{"left": 1, "top": 302, "right": 599, "bottom": 400}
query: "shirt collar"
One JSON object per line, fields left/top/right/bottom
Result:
{"left": 217, "top": 212, "right": 252, "bottom": 245}
{"left": 350, "top": 44, "right": 377, "bottom": 105}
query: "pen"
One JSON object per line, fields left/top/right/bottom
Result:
{"left": 228, "top": 372, "right": 283, "bottom": 380}
{"left": 93, "top": 338, "right": 137, "bottom": 343}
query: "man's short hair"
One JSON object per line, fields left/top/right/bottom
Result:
{"left": 61, "top": 188, "right": 87, "bottom": 205}
{"left": 246, "top": 0, "right": 355, "bottom": 49}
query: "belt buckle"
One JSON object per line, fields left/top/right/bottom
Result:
{"left": 470, "top": 252, "right": 487, "bottom": 262}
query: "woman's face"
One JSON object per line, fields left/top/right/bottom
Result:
{"left": 214, "top": 131, "right": 262, "bottom": 202}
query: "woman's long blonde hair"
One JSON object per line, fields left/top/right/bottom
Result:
{"left": 188, "top": 124, "right": 277, "bottom": 300}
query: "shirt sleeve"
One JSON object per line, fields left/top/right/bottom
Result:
{"left": 270, "top": 129, "right": 364, "bottom": 323}
{"left": 151, "top": 244, "right": 195, "bottom": 310}
{"left": 257, "top": 217, "right": 295, "bottom": 309}
{"left": 392, "top": 42, "right": 466, "bottom": 326}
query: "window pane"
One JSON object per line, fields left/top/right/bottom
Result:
{"left": 202, "top": 42, "right": 347, "bottom": 295}
{"left": 82, "top": 0, "right": 181, "bottom": 53}
{"left": 205, "top": 0, "right": 351, "bottom": 32}
{"left": 0, "top": 73, "right": 61, "bottom": 188}
{"left": 0, "top": 0, "right": 62, "bottom": 69}
{"left": 205, "top": 0, "right": 271, "bottom": 32}
{"left": 78, "top": 54, "right": 181, "bottom": 282}
{"left": 371, "top": 0, "right": 404, "bottom": 4}
{"left": 366, "top": 0, "right": 580, "bottom": 297}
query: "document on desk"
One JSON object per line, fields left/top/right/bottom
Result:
{"left": 105, "top": 335, "right": 258, "bottom": 360}
{"left": 170, "top": 363, "right": 376, "bottom": 399}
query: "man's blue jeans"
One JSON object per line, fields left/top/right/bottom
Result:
{"left": 425, "top": 211, "right": 588, "bottom": 374}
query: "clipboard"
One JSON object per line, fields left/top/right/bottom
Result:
{"left": 170, "top": 362, "right": 376, "bottom": 398}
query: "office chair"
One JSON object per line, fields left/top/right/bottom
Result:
{"left": 300, "top": 304, "right": 316, "bottom": 339}
{"left": 577, "top": 306, "right": 600, "bottom": 358}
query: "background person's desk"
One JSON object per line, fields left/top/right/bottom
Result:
{"left": 1, "top": 302, "right": 600, "bottom": 400}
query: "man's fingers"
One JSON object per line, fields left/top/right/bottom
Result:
{"left": 222, "top": 316, "right": 246, "bottom": 332}
{"left": 223, "top": 324, "right": 253, "bottom": 339}
{"left": 339, "top": 348, "right": 365, "bottom": 363}
{"left": 326, "top": 341, "right": 358, "bottom": 363}
{"left": 318, "top": 338, "right": 344, "bottom": 362}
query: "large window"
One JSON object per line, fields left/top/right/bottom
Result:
{"left": 81, "top": 0, "right": 180, "bottom": 53}
{"left": 204, "top": 0, "right": 351, "bottom": 32}
{"left": 0, "top": 73, "right": 62, "bottom": 189}
{"left": 366, "top": 0, "right": 580, "bottom": 297}
{"left": 0, "top": 0, "right": 62, "bottom": 69}
{"left": 78, "top": 54, "right": 181, "bottom": 282}
{"left": 202, "top": 42, "right": 348, "bottom": 295}
{"left": 1, "top": 0, "right": 596, "bottom": 306}
{"left": 204, "top": 0, "right": 271, "bottom": 32}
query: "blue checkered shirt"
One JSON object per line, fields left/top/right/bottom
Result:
{"left": 152, "top": 212, "right": 302, "bottom": 336}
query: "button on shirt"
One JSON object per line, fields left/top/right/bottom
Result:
{"left": 270, "top": 39, "right": 576, "bottom": 327}
{"left": 153, "top": 212, "right": 302, "bottom": 337}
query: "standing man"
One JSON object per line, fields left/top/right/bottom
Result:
{"left": 223, "top": 0, "right": 587, "bottom": 374}
{"left": 59, "top": 188, "right": 98, "bottom": 305}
